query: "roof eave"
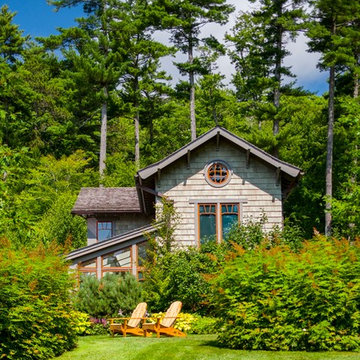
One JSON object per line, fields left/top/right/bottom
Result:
{"left": 137, "top": 126, "right": 302, "bottom": 180}
{"left": 66, "top": 224, "right": 156, "bottom": 261}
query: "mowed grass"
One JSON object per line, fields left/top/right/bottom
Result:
{"left": 56, "top": 335, "right": 360, "bottom": 360}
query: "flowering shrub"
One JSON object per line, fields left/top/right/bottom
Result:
{"left": 71, "top": 311, "right": 92, "bottom": 335}
{"left": 211, "top": 236, "right": 360, "bottom": 351}
{"left": 0, "top": 241, "right": 77, "bottom": 359}
{"left": 148, "top": 312, "right": 220, "bottom": 334}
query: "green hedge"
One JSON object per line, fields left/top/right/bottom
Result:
{"left": 211, "top": 236, "right": 360, "bottom": 351}
{"left": 0, "top": 241, "right": 77, "bottom": 359}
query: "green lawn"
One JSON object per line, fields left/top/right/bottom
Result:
{"left": 56, "top": 335, "right": 360, "bottom": 360}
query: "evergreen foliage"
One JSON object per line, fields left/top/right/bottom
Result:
{"left": 74, "top": 272, "right": 143, "bottom": 318}
{"left": 1, "top": 0, "right": 360, "bottom": 255}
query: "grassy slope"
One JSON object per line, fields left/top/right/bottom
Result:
{"left": 56, "top": 335, "right": 360, "bottom": 360}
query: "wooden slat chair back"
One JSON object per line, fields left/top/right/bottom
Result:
{"left": 128, "top": 302, "right": 147, "bottom": 328}
{"left": 142, "top": 301, "right": 185, "bottom": 337}
{"left": 161, "top": 301, "right": 182, "bottom": 328}
{"left": 109, "top": 302, "right": 148, "bottom": 337}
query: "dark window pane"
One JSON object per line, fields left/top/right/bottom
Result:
{"left": 98, "top": 221, "right": 112, "bottom": 241}
{"left": 222, "top": 214, "right": 238, "bottom": 239}
{"left": 138, "top": 271, "right": 144, "bottom": 281}
{"left": 199, "top": 205, "right": 204, "bottom": 213}
{"left": 233, "top": 204, "right": 238, "bottom": 213}
{"left": 137, "top": 242, "right": 147, "bottom": 267}
{"left": 200, "top": 214, "right": 216, "bottom": 244}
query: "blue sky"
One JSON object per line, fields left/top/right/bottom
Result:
{"left": 2, "top": 0, "right": 328, "bottom": 94}
{"left": 2, "top": 0, "right": 83, "bottom": 37}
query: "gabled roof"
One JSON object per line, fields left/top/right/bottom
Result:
{"left": 72, "top": 187, "right": 142, "bottom": 215}
{"left": 66, "top": 223, "right": 155, "bottom": 261}
{"left": 137, "top": 126, "right": 302, "bottom": 180}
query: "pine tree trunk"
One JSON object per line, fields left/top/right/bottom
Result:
{"left": 325, "top": 65, "right": 335, "bottom": 236}
{"left": 189, "top": 39, "right": 196, "bottom": 141}
{"left": 272, "top": 9, "right": 283, "bottom": 158}
{"left": 354, "top": 71, "right": 359, "bottom": 98}
{"left": 99, "top": 86, "right": 108, "bottom": 180}
{"left": 134, "top": 109, "right": 140, "bottom": 171}
{"left": 273, "top": 21, "right": 282, "bottom": 138}
{"left": 133, "top": 76, "right": 140, "bottom": 171}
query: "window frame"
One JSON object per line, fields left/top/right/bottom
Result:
{"left": 101, "top": 246, "right": 132, "bottom": 277}
{"left": 204, "top": 160, "right": 232, "bottom": 188}
{"left": 197, "top": 203, "right": 218, "bottom": 246}
{"left": 77, "top": 258, "right": 97, "bottom": 284}
{"left": 196, "top": 201, "right": 243, "bottom": 247}
{"left": 96, "top": 220, "right": 113, "bottom": 242}
{"left": 136, "top": 241, "right": 148, "bottom": 281}
{"left": 220, "top": 203, "right": 241, "bottom": 241}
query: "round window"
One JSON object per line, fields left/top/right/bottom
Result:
{"left": 204, "top": 160, "right": 232, "bottom": 187}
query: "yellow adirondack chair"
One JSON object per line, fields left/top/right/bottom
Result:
{"left": 109, "top": 302, "right": 148, "bottom": 337}
{"left": 142, "top": 301, "right": 186, "bottom": 338}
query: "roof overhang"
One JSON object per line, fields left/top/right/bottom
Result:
{"left": 137, "top": 126, "right": 303, "bottom": 181}
{"left": 66, "top": 223, "right": 155, "bottom": 263}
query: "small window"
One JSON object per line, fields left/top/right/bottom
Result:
{"left": 199, "top": 204, "right": 217, "bottom": 245}
{"left": 221, "top": 204, "right": 239, "bottom": 239}
{"left": 204, "top": 161, "right": 232, "bottom": 187}
{"left": 97, "top": 221, "right": 112, "bottom": 241}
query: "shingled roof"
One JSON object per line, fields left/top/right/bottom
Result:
{"left": 72, "top": 187, "right": 142, "bottom": 215}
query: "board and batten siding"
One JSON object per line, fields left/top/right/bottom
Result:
{"left": 155, "top": 140, "right": 283, "bottom": 247}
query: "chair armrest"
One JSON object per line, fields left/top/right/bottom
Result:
{"left": 142, "top": 317, "right": 161, "bottom": 325}
{"left": 109, "top": 317, "right": 132, "bottom": 325}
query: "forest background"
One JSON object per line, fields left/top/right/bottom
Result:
{"left": 1, "top": 0, "right": 360, "bottom": 251}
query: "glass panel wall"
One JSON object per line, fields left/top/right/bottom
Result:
{"left": 102, "top": 247, "right": 132, "bottom": 276}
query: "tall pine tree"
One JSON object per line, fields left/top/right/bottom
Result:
{"left": 307, "top": 0, "right": 360, "bottom": 235}
{"left": 227, "top": 0, "right": 305, "bottom": 155}
{"left": 159, "top": 0, "right": 233, "bottom": 140}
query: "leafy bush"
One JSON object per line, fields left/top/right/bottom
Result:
{"left": 226, "top": 216, "right": 304, "bottom": 251}
{"left": 211, "top": 236, "right": 360, "bottom": 351}
{"left": 190, "top": 316, "right": 220, "bottom": 334}
{"left": 143, "top": 248, "right": 217, "bottom": 313}
{"left": 143, "top": 198, "right": 216, "bottom": 313}
{"left": 74, "top": 272, "right": 143, "bottom": 318}
{"left": 70, "top": 310, "right": 93, "bottom": 335}
{"left": 149, "top": 312, "right": 220, "bottom": 334}
{"left": 0, "top": 240, "right": 77, "bottom": 359}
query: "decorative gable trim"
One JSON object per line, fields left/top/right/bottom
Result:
{"left": 137, "top": 126, "right": 303, "bottom": 181}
